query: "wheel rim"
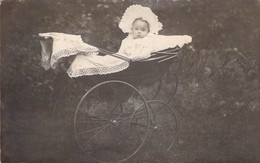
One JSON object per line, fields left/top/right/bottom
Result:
{"left": 74, "top": 80, "right": 150, "bottom": 162}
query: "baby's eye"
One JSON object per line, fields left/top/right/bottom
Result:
{"left": 141, "top": 28, "right": 146, "bottom": 31}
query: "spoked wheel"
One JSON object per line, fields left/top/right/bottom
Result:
{"left": 74, "top": 80, "right": 150, "bottom": 163}
{"left": 139, "top": 100, "right": 178, "bottom": 153}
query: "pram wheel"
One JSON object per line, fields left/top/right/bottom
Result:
{"left": 74, "top": 80, "right": 150, "bottom": 163}
{"left": 137, "top": 100, "right": 178, "bottom": 154}
{"left": 148, "top": 100, "right": 178, "bottom": 151}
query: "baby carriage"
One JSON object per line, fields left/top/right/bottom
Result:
{"left": 36, "top": 35, "right": 182, "bottom": 163}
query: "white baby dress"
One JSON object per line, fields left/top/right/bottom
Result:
{"left": 39, "top": 32, "right": 192, "bottom": 78}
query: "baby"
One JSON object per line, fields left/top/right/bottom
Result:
{"left": 117, "top": 17, "right": 154, "bottom": 61}
{"left": 38, "top": 5, "right": 192, "bottom": 78}
{"left": 131, "top": 18, "right": 150, "bottom": 39}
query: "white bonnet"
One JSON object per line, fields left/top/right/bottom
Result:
{"left": 119, "top": 5, "right": 163, "bottom": 34}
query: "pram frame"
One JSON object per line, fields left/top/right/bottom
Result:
{"left": 35, "top": 35, "right": 181, "bottom": 162}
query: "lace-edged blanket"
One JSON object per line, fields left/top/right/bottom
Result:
{"left": 38, "top": 32, "right": 192, "bottom": 78}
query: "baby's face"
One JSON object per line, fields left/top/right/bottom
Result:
{"left": 132, "top": 19, "right": 149, "bottom": 39}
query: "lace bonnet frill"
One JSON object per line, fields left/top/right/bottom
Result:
{"left": 119, "top": 4, "right": 163, "bottom": 34}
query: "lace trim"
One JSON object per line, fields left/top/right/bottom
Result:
{"left": 67, "top": 61, "right": 129, "bottom": 78}
{"left": 50, "top": 47, "right": 99, "bottom": 68}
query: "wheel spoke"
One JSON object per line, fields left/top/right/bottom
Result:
{"left": 76, "top": 119, "right": 108, "bottom": 123}
{"left": 81, "top": 126, "right": 111, "bottom": 149}
{"left": 129, "top": 122, "right": 148, "bottom": 128}
{"left": 77, "top": 123, "right": 112, "bottom": 136}
{"left": 88, "top": 114, "right": 110, "bottom": 121}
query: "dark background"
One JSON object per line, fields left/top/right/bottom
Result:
{"left": 1, "top": 0, "right": 259, "bottom": 162}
